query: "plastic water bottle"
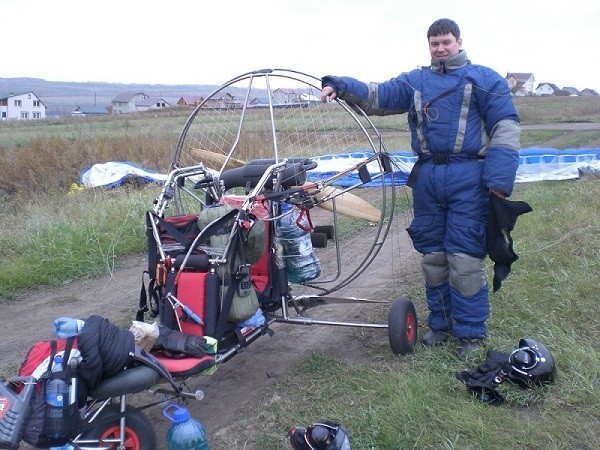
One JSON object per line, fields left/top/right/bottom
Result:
{"left": 46, "top": 356, "right": 69, "bottom": 408}
{"left": 163, "top": 404, "right": 210, "bottom": 450}
{"left": 276, "top": 203, "right": 321, "bottom": 283}
{"left": 54, "top": 317, "right": 85, "bottom": 338}
{"left": 45, "top": 355, "right": 71, "bottom": 442}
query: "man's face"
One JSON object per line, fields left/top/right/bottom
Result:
{"left": 429, "top": 33, "right": 462, "bottom": 60}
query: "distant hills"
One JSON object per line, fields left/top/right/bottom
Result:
{"left": 0, "top": 77, "right": 223, "bottom": 116}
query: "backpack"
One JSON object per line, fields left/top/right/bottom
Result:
{"left": 17, "top": 338, "right": 82, "bottom": 448}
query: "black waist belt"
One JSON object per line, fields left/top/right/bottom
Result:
{"left": 425, "top": 153, "right": 485, "bottom": 165}
{"left": 407, "top": 153, "right": 484, "bottom": 188}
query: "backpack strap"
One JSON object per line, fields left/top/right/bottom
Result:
{"left": 46, "top": 340, "right": 58, "bottom": 374}
{"left": 214, "top": 227, "right": 247, "bottom": 344}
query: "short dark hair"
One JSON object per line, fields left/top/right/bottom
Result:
{"left": 427, "top": 18, "right": 460, "bottom": 40}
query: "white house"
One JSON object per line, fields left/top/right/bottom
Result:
{"left": 111, "top": 92, "right": 149, "bottom": 114}
{"left": 506, "top": 73, "right": 535, "bottom": 96}
{"left": 111, "top": 92, "right": 172, "bottom": 113}
{"left": 535, "top": 83, "right": 568, "bottom": 96}
{"left": 134, "top": 97, "right": 170, "bottom": 112}
{"left": 0, "top": 91, "right": 46, "bottom": 120}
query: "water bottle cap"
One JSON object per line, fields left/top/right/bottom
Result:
{"left": 172, "top": 407, "right": 190, "bottom": 423}
{"left": 163, "top": 404, "right": 190, "bottom": 423}
{"left": 281, "top": 202, "right": 293, "bottom": 211}
{"left": 55, "top": 355, "right": 63, "bottom": 364}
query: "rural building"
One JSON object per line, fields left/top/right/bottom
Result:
{"left": 135, "top": 97, "right": 170, "bottom": 112}
{"left": 562, "top": 87, "right": 581, "bottom": 96}
{"left": 535, "top": 83, "right": 569, "bottom": 96}
{"left": 248, "top": 97, "right": 269, "bottom": 108}
{"left": 111, "top": 92, "right": 172, "bottom": 114}
{"left": 272, "top": 88, "right": 301, "bottom": 104}
{"left": 71, "top": 105, "right": 109, "bottom": 116}
{"left": 580, "top": 88, "right": 599, "bottom": 96}
{"left": 0, "top": 91, "right": 46, "bottom": 120}
{"left": 506, "top": 73, "right": 535, "bottom": 96}
{"left": 202, "top": 92, "right": 239, "bottom": 109}
{"left": 177, "top": 95, "right": 204, "bottom": 107}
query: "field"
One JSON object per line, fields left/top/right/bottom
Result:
{"left": 1, "top": 95, "right": 599, "bottom": 449}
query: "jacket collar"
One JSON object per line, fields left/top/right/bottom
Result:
{"left": 430, "top": 50, "right": 469, "bottom": 73}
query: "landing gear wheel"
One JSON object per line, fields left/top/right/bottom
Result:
{"left": 388, "top": 297, "right": 417, "bottom": 355}
{"left": 80, "top": 404, "right": 157, "bottom": 450}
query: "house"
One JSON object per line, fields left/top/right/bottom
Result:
{"left": 506, "top": 73, "right": 535, "bottom": 96}
{"left": 203, "top": 93, "right": 239, "bottom": 109}
{"left": 300, "top": 93, "right": 320, "bottom": 102}
{"left": 135, "top": 97, "right": 170, "bottom": 112}
{"left": 111, "top": 91, "right": 149, "bottom": 114}
{"left": 562, "top": 87, "right": 580, "bottom": 96}
{"left": 71, "top": 105, "right": 109, "bottom": 117}
{"left": 272, "top": 88, "right": 300, "bottom": 104}
{"left": 248, "top": 97, "right": 270, "bottom": 108}
{"left": 110, "top": 92, "right": 172, "bottom": 113}
{"left": 0, "top": 91, "right": 46, "bottom": 120}
{"left": 580, "top": 88, "right": 599, "bottom": 96}
{"left": 177, "top": 96, "right": 204, "bottom": 107}
{"left": 535, "top": 83, "right": 569, "bottom": 96}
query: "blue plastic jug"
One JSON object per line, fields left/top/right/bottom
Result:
{"left": 163, "top": 404, "right": 209, "bottom": 450}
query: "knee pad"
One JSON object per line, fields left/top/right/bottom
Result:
{"left": 422, "top": 252, "right": 448, "bottom": 287}
{"left": 448, "top": 253, "right": 486, "bottom": 298}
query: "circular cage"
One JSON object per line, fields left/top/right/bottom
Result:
{"left": 168, "top": 68, "right": 401, "bottom": 295}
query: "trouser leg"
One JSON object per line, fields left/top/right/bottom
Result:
{"left": 422, "top": 252, "right": 452, "bottom": 331}
{"left": 448, "top": 253, "right": 488, "bottom": 339}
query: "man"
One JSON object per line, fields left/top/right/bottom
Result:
{"left": 321, "top": 18, "right": 520, "bottom": 358}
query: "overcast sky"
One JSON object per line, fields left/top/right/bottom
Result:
{"left": 2, "top": 0, "right": 598, "bottom": 91}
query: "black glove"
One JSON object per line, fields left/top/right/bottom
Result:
{"left": 153, "top": 326, "right": 210, "bottom": 358}
{"left": 456, "top": 350, "right": 511, "bottom": 406}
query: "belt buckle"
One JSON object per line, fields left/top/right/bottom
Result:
{"left": 433, "top": 153, "right": 450, "bottom": 164}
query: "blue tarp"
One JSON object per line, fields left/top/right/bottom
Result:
{"left": 307, "top": 148, "right": 600, "bottom": 187}
{"left": 81, "top": 148, "right": 600, "bottom": 189}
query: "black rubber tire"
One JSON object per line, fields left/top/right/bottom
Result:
{"left": 388, "top": 297, "right": 418, "bottom": 355}
{"left": 79, "top": 404, "right": 157, "bottom": 450}
{"left": 314, "top": 225, "right": 335, "bottom": 240}
{"left": 311, "top": 232, "right": 328, "bottom": 248}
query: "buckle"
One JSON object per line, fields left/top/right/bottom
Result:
{"left": 433, "top": 153, "right": 450, "bottom": 164}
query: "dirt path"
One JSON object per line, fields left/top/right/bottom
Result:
{"left": 1, "top": 202, "right": 421, "bottom": 450}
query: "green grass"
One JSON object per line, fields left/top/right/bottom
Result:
{"left": 0, "top": 186, "right": 155, "bottom": 298}
{"left": 244, "top": 179, "right": 600, "bottom": 449}
{"left": 0, "top": 97, "right": 599, "bottom": 448}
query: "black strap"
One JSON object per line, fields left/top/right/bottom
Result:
{"left": 152, "top": 212, "right": 195, "bottom": 250}
{"left": 214, "top": 228, "right": 246, "bottom": 343}
{"left": 137, "top": 271, "right": 150, "bottom": 321}
{"left": 63, "top": 337, "right": 74, "bottom": 370}
{"left": 406, "top": 159, "right": 422, "bottom": 188}
{"left": 47, "top": 340, "right": 57, "bottom": 373}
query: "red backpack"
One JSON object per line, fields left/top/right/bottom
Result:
{"left": 17, "top": 337, "right": 81, "bottom": 448}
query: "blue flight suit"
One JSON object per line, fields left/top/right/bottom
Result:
{"left": 322, "top": 50, "right": 520, "bottom": 339}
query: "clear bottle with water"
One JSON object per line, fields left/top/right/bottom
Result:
{"left": 46, "top": 355, "right": 69, "bottom": 408}
{"left": 45, "top": 355, "right": 71, "bottom": 445}
{"left": 276, "top": 203, "right": 321, "bottom": 283}
{"left": 163, "top": 404, "right": 210, "bottom": 450}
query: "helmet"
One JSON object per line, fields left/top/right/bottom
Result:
{"left": 289, "top": 421, "right": 351, "bottom": 450}
{"left": 508, "top": 338, "right": 556, "bottom": 388}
